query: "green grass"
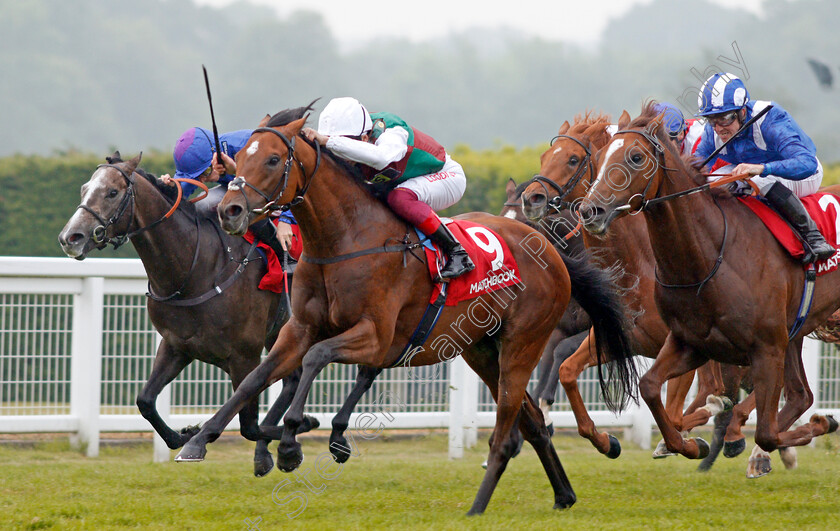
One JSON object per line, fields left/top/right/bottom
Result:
{"left": 0, "top": 430, "right": 838, "bottom": 530}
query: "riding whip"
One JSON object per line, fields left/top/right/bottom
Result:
{"left": 202, "top": 65, "right": 224, "bottom": 163}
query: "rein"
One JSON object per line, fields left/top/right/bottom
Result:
{"left": 227, "top": 128, "right": 321, "bottom": 216}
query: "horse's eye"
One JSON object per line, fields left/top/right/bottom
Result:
{"left": 267, "top": 155, "right": 281, "bottom": 166}
{"left": 569, "top": 156, "right": 579, "bottom": 166}
{"left": 630, "top": 154, "right": 643, "bottom": 164}
{"left": 107, "top": 189, "right": 119, "bottom": 198}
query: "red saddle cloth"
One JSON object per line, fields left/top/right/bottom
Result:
{"left": 738, "top": 192, "right": 840, "bottom": 275}
{"left": 243, "top": 221, "right": 303, "bottom": 293}
{"left": 424, "top": 220, "right": 522, "bottom": 306}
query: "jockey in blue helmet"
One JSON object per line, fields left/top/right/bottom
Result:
{"left": 694, "top": 73, "right": 835, "bottom": 263}
{"left": 159, "top": 127, "right": 297, "bottom": 261}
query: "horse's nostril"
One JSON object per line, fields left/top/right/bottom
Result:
{"left": 529, "top": 194, "right": 547, "bottom": 207}
{"left": 67, "top": 233, "right": 84, "bottom": 244}
{"left": 224, "top": 204, "right": 243, "bottom": 219}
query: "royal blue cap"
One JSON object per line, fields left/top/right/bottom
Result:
{"left": 173, "top": 127, "right": 214, "bottom": 179}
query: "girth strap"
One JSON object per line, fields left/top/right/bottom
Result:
{"left": 389, "top": 283, "right": 449, "bottom": 368}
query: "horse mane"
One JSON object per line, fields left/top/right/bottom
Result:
{"left": 567, "top": 111, "right": 612, "bottom": 136}
{"left": 266, "top": 100, "right": 319, "bottom": 128}
{"left": 104, "top": 152, "right": 201, "bottom": 218}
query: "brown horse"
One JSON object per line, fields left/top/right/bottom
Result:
{"left": 579, "top": 103, "right": 840, "bottom": 460}
{"left": 520, "top": 113, "right": 726, "bottom": 458}
{"left": 57, "top": 152, "right": 320, "bottom": 477}
{"left": 174, "top": 104, "right": 638, "bottom": 514}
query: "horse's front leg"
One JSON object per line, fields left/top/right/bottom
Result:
{"left": 277, "top": 318, "right": 385, "bottom": 473}
{"left": 175, "top": 319, "right": 313, "bottom": 463}
{"left": 558, "top": 332, "right": 621, "bottom": 458}
{"left": 640, "top": 333, "right": 709, "bottom": 459}
{"left": 329, "top": 366, "right": 383, "bottom": 463}
{"left": 135, "top": 341, "right": 196, "bottom": 449}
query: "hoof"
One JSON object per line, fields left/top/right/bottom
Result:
{"left": 554, "top": 495, "right": 576, "bottom": 510}
{"left": 652, "top": 439, "right": 676, "bottom": 459}
{"left": 546, "top": 423, "right": 555, "bottom": 438}
{"left": 720, "top": 396, "right": 734, "bottom": 412}
{"left": 276, "top": 443, "right": 304, "bottom": 472}
{"left": 481, "top": 460, "right": 488, "bottom": 470}
{"left": 605, "top": 434, "right": 621, "bottom": 459}
{"left": 174, "top": 442, "right": 206, "bottom": 462}
{"left": 827, "top": 415, "right": 839, "bottom": 434}
{"left": 723, "top": 438, "right": 746, "bottom": 458}
{"left": 329, "top": 437, "right": 351, "bottom": 464}
{"left": 694, "top": 437, "right": 710, "bottom": 459}
{"left": 254, "top": 453, "right": 274, "bottom": 478}
{"left": 747, "top": 455, "right": 772, "bottom": 479}
{"left": 296, "top": 415, "right": 320, "bottom": 435}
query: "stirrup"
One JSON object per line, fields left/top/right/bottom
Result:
{"left": 436, "top": 251, "right": 475, "bottom": 282}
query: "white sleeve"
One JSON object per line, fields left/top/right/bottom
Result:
{"left": 325, "top": 127, "right": 409, "bottom": 170}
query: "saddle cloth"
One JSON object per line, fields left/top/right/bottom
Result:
{"left": 243, "top": 222, "right": 303, "bottom": 293}
{"left": 422, "top": 219, "right": 521, "bottom": 306}
{"left": 738, "top": 192, "right": 840, "bottom": 275}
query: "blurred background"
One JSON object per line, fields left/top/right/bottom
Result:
{"left": 1, "top": 0, "right": 837, "bottom": 256}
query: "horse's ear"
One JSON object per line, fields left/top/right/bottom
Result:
{"left": 558, "top": 121, "right": 571, "bottom": 135}
{"left": 106, "top": 150, "right": 122, "bottom": 164}
{"left": 258, "top": 114, "right": 271, "bottom": 128}
{"left": 618, "top": 110, "right": 631, "bottom": 129}
{"left": 583, "top": 122, "right": 610, "bottom": 148}
{"left": 506, "top": 178, "right": 517, "bottom": 197}
{"left": 126, "top": 152, "right": 142, "bottom": 174}
{"left": 647, "top": 112, "right": 664, "bottom": 136}
{"left": 286, "top": 116, "right": 308, "bottom": 135}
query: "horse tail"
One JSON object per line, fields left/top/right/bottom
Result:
{"left": 559, "top": 251, "right": 639, "bottom": 412}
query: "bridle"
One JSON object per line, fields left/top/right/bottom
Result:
{"left": 528, "top": 134, "right": 595, "bottom": 213}
{"left": 227, "top": 127, "right": 321, "bottom": 216}
{"left": 77, "top": 164, "right": 206, "bottom": 249}
{"left": 607, "top": 127, "right": 728, "bottom": 294}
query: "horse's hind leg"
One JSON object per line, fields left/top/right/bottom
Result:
{"left": 136, "top": 341, "right": 195, "bottom": 449}
{"left": 464, "top": 337, "right": 574, "bottom": 515}
{"left": 558, "top": 332, "right": 621, "bottom": 458}
{"left": 534, "top": 329, "right": 562, "bottom": 430}
{"left": 329, "top": 366, "right": 383, "bottom": 463}
{"left": 541, "top": 330, "right": 588, "bottom": 433}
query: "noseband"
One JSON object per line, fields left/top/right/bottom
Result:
{"left": 528, "top": 134, "right": 595, "bottom": 214}
{"left": 227, "top": 127, "right": 321, "bottom": 215}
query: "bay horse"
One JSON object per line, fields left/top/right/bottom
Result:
{"left": 501, "top": 179, "right": 591, "bottom": 433}
{"left": 174, "top": 105, "right": 638, "bottom": 514}
{"left": 520, "top": 112, "right": 726, "bottom": 459}
{"left": 579, "top": 103, "right": 840, "bottom": 460}
{"left": 58, "top": 152, "right": 319, "bottom": 476}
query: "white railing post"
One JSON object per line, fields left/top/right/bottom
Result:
{"left": 627, "top": 398, "right": 654, "bottom": 450}
{"left": 151, "top": 333, "right": 173, "bottom": 462}
{"left": 448, "top": 357, "right": 466, "bottom": 458}
{"left": 463, "top": 364, "right": 479, "bottom": 450}
{"left": 70, "top": 276, "right": 104, "bottom": 457}
{"left": 802, "top": 337, "right": 821, "bottom": 447}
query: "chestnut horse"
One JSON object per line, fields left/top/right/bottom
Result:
{"left": 174, "top": 105, "right": 638, "bottom": 514}
{"left": 501, "top": 179, "right": 590, "bottom": 432}
{"left": 520, "top": 113, "right": 726, "bottom": 458}
{"left": 57, "top": 152, "right": 321, "bottom": 477}
{"left": 580, "top": 103, "right": 840, "bottom": 460}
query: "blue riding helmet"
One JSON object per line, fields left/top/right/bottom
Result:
{"left": 696, "top": 73, "right": 750, "bottom": 116}
{"left": 653, "top": 102, "right": 686, "bottom": 138}
{"left": 173, "top": 127, "right": 215, "bottom": 180}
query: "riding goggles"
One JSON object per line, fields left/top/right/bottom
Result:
{"left": 706, "top": 110, "right": 739, "bottom": 128}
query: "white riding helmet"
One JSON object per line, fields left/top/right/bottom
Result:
{"left": 318, "top": 97, "right": 373, "bottom": 137}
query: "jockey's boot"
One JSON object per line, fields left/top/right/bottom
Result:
{"left": 250, "top": 218, "right": 290, "bottom": 264}
{"left": 429, "top": 223, "right": 475, "bottom": 281}
{"left": 764, "top": 181, "right": 836, "bottom": 263}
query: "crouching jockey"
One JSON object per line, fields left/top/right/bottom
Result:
{"left": 695, "top": 73, "right": 835, "bottom": 263}
{"left": 302, "top": 97, "right": 475, "bottom": 281}
{"left": 159, "top": 126, "right": 296, "bottom": 261}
